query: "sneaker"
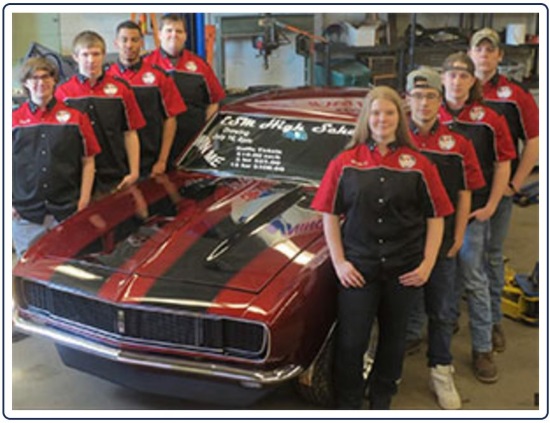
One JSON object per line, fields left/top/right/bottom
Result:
{"left": 405, "top": 338, "right": 422, "bottom": 355}
{"left": 492, "top": 324, "right": 506, "bottom": 352}
{"left": 429, "top": 365, "right": 462, "bottom": 410}
{"left": 472, "top": 351, "right": 498, "bottom": 383}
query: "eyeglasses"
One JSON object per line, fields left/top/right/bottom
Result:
{"left": 28, "top": 73, "right": 53, "bottom": 82}
{"left": 409, "top": 92, "right": 440, "bottom": 101}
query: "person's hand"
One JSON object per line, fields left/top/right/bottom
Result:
{"left": 12, "top": 208, "right": 20, "bottom": 219}
{"left": 334, "top": 260, "right": 366, "bottom": 288}
{"left": 151, "top": 160, "right": 167, "bottom": 177}
{"left": 399, "top": 261, "right": 431, "bottom": 287}
{"left": 446, "top": 239, "right": 463, "bottom": 258}
{"left": 117, "top": 173, "right": 139, "bottom": 191}
{"left": 470, "top": 205, "right": 495, "bottom": 222}
{"left": 77, "top": 197, "right": 90, "bottom": 212}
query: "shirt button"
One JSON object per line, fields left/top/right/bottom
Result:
{"left": 380, "top": 177, "right": 385, "bottom": 182}
{"left": 378, "top": 198, "right": 384, "bottom": 204}
{"left": 40, "top": 133, "right": 46, "bottom": 138}
{"left": 378, "top": 239, "right": 384, "bottom": 244}
{"left": 43, "top": 183, "right": 48, "bottom": 188}
{"left": 381, "top": 257, "right": 386, "bottom": 263}
{"left": 41, "top": 150, "right": 46, "bottom": 155}
{"left": 377, "top": 218, "right": 383, "bottom": 223}
{"left": 42, "top": 167, "right": 47, "bottom": 172}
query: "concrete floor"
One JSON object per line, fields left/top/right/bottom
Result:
{"left": 9, "top": 185, "right": 541, "bottom": 417}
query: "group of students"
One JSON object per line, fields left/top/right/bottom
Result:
{"left": 12, "top": 14, "right": 226, "bottom": 258}
{"left": 12, "top": 21, "right": 539, "bottom": 411}
{"left": 312, "top": 27, "right": 539, "bottom": 410}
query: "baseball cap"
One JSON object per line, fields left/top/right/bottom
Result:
{"left": 406, "top": 66, "right": 442, "bottom": 93}
{"left": 442, "top": 52, "right": 476, "bottom": 76}
{"left": 470, "top": 27, "right": 501, "bottom": 49}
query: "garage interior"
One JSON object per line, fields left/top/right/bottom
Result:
{"left": 10, "top": 8, "right": 542, "bottom": 414}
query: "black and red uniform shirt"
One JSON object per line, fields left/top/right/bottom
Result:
{"left": 56, "top": 73, "right": 146, "bottom": 190}
{"left": 439, "top": 102, "right": 516, "bottom": 212}
{"left": 107, "top": 59, "right": 187, "bottom": 176}
{"left": 144, "top": 48, "right": 226, "bottom": 161}
{"left": 311, "top": 141, "right": 453, "bottom": 279}
{"left": 482, "top": 72, "right": 539, "bottom": 176}
{"left": 12, "top": 98, "right": 101, "bottom": 223}
{"left": 409, "top": 121, "right": 486, "bottom": 256}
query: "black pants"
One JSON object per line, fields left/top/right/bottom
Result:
{"left": 334, "top": 273, "right": 420, "bottom": 409}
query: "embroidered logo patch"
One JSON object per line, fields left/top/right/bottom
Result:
{"left": 497, "top": 86, "right": 512, "bottom": 99}
{"left": 469, "top": 106, "right": 486, "bottom": 121}
{"left": 438, "top": 135, "right": 456, "bottom": 151}
{"left": 103, "top": 83, "right": 118, "bottom": 96}
{"left": 142, "top": 71, "right": 156, "bottom": 85}
{"left": 56, "top": 110, "right": 71, "bottom": 123}
{"left": 185, "top": 61, "right": 198, "bottom": 72}
{"left": 398, "top": 154, "right": 416, "bottom": 169}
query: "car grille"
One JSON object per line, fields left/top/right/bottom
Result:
{"left": 17, "top": 278, "right": 268, "bottom": 360}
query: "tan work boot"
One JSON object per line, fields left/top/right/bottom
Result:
{"left": 429, "top": 365, "right": 462, "bottom": 409}
{"left": 492, "top": 323, "right": 506, "bottom": 352}
{"left": 472, "top": 351, "right": 498, "bottom": 383}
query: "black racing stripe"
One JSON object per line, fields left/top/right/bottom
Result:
{"left": 48, "top": 177, "right": 223, "bottom": 295}
{"left": 146, "top": 185, "right": 305, "bottom": 307}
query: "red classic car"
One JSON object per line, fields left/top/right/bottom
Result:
{"left": 12, "top": 86, "right": 371, "bottom": 407}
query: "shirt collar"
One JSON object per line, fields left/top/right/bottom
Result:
{"left": 77, "top": 72, "right": 106, "bottom": 84}
{"left": 160, "top": 47, "right": 183, "bottom": 59}
{"left": 117, "top": 58, "right": 143, "bottom": 73}
{"left": 489, "top": 71, "right": 501, "bottom": 86}
{"left": 28, "top": 97, "right": 57, "bottom": 114}
{"left": 367, "top": 138, "right": 399, "bottom": 152}
{"left": 409, "top": 120, "right": 440, "bottom": 135}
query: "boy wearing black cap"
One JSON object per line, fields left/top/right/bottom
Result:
{"left": 406, "top": 66, "right": 485, "bottom": 409}
{"left": 469, "top": 27, "right": 539, "bottom": 354}
{"left": 439, "top": 52, "right": 516, "bottom": 384}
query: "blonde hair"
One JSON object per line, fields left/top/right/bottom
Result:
{"left": 348, "top": 86, "right": 415, "bottom": 150}
{"left": 72, "top": 30, "right": 106, "bottom": 54}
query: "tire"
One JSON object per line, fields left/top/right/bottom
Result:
{"left": 296, "top": 321, "right": 378, "bottom": 407}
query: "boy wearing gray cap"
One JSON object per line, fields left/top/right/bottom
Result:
{"left": 469, "top": 27, "right": 539, "bottom": 354}
{"left": 406, "top": 67, "right": 485, "bottom": 409}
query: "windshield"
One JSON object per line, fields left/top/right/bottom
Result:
{"left": 180, "top": 113, "right": 355, "bottom": 185}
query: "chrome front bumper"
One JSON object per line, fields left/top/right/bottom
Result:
{"left": 13, "top": 314, "right": 303, "bottom": 387}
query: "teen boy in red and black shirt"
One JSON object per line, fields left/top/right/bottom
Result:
{"left": 13, "top": 57, "right": 101, "bottom": 257}
{"left": 108, "top": 20, "right": 187, "bottom": 178}
{"left": 469, "top": 28, "right": 539, "bottom": 353}
{"left": 439, "top": 52, "right": 516, "bottom": 384}
{"left": 405, "top": 66, "right": 485, "bottom": 410}
{"left": 144, "top": 13, "right": 226, "bottom": 166}
{"left": 56, "top": 30, "right": 146, "bottom": 195}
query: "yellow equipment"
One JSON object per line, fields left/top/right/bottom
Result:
{"left": 501, "top": 260, "right": 539, "bottom": 325}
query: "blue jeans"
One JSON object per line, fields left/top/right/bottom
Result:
{"left": 487, "top": 195, "right": 514, "bottom": 325}
{"left": 424, "top": 257, "right": 457, "bottom": 366}
{"left": 335, "top": 272, "right": 420, "bottom": 409}
{"left": 12, "top": 214, "right": 58, "bottom": 258}
{"left": 405, "top": 290, "right": 426, "bottom": 342}
{"left": 405, "top": 258, "right": 456, "bottom": 366}
{"left": 456, "top": 219, "right": 492, "bottom": 353}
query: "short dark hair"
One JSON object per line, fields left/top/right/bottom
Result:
{"left": 160, "top": 13, "right": 186, "bottom": 31}
{"left": 116, "top": 20, "right": 143, "bottom": 37}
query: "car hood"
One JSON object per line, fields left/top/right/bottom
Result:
{"left": 17, "top": 172, "right": 323, "bottom": 303}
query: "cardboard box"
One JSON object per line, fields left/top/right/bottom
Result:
{"left": 343, "top": 22, "right": 379, "bottom": 47}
